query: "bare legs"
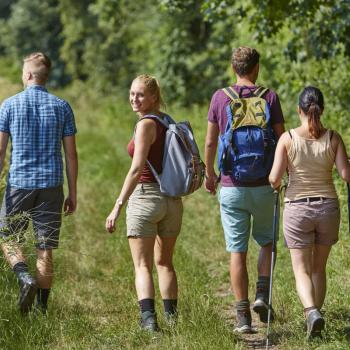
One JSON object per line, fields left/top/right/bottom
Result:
{"left": 128, "top": 235, "right": 178, "bottom": 301}
{"left": 154, "top": 236, "right": 178, "bottom": 299}
{"left": 230, "top": 243, "right": 272, "bottom": 300}
{"left": 1, "top": 242, "right": 53, "bottom": 288}
{"left": 1, "top": 242, "right": 26, "bottom": 267}
{"left": 36, "top": 249, "right": 53, "bottom": 289}
{"left": 290, "top": 245, "right": 331, "bottom": 310}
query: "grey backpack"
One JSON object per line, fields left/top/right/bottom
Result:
{"left": 143, "top": 114, "right": 205, "bottom": 197}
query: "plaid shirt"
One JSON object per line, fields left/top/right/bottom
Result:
{"left": 0, "top": 85, "right": 77, "bottom": 189}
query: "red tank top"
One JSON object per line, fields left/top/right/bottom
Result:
{"left": 127, "top": 118, "right": 166, "bottom": 183}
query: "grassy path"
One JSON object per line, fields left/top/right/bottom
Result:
{"left": 0, "top": 79, "right": 349, "bottom": 349}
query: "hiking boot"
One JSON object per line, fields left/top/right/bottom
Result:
{"left": 234, "top": 309, "right": 252, "bottom": 333}
{"left": 306, "top": 309, "right": 325, "bottom": 339}
{"left": 140, "top": 311, "right": 160, "bottom": 332}
{"left": 253, "top": 296, "right": 274, "bottom": 323}
{"left": 18, "top": 272, "right": 37, "bottom": 314}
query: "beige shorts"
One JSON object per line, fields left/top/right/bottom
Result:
{"left": 283, "top": 198, "right": 340, "bottom": 249}
{"left": 126, "top": 183, "right": 183, "bottom": 237}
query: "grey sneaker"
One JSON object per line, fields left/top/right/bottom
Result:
{"left": 234, "top": 309, "right": 252, "bottom": 333}
{"left": 253, "top": 296, "right": 274, "bottom": 323}
{"left": 140, "top": 311, "right": 160, "bottom": 332}
{"left": 18, "top": 272, "right": 37, "bottom": 314}
{"left": 306, "top": 309, "right": 325, "bottom": 339}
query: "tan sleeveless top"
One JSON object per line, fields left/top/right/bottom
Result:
{"left": 285, "top": 129, "right": 337, "bottom": 201}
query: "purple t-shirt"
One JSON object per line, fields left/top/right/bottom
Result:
{"left": 208, "top": 84, "right": 284, "bottom": 187}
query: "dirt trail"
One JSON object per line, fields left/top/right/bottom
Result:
{"left": 216, "top": 284, "right": 278, "bottom": 349}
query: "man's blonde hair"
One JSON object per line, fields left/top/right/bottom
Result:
{"left": 133, "top": 74, "right": 166, "bottom": 110}
{"left": 231, "top": 47, "right": 260, "bottom": 76}
{"left": 23, "top": 52, "right": 51, "bottom": 83}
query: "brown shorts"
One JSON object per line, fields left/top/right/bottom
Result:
{"left": 283, "top": 198, "right": 340, "bottom": 249}
{"left": 126, "top": 183, "right": 183, "bottom": 237}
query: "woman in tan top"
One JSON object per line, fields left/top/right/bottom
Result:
{"left": 269, "top": 86, "right": 350, "bottom": 339}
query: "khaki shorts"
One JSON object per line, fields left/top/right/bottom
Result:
{"left": 283, "top": 198, "right": 340, "bottom": 249}
{"left": 126, "top": 183, "right": 183, "bottom": 237}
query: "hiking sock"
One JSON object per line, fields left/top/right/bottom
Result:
{"left": 236, "top": 299, "right": 250, "bottom": 312}
{"left": 37, "top": 288, "right": 50, "bottom": 311}
{"left": 256, "top": 275, "right": 270, "bottom": 300}
{"left": 139, "top": 298, "right": 155, "bottom": 314}
{"left": 13, "top": 262, "right": 29, "bottom": 278}
{"left": 304, "top": 306, "right": 317, "bottom": 317}
{"left": 163, "top": 299, "right": 177, "bottom": 315}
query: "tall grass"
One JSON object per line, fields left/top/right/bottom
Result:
{"left": 0, "top": 77, "right": 349, "bottom": 350}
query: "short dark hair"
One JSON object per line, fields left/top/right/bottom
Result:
{"left": 231, "top": 47, "right": 260, "bottom": 76}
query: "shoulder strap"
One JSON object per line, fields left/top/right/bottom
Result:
{"left": 329, "top": 130, "right": 334, "bottom": 141}
{"left": 288, "top": 130, "right": 292, "bottom": 139}
{"left": 253, "top": 86, "right": 269, "bottom": 98}
{"left": 140, "top": 114, "right": 171, "bottom": 129}
{"left": 222, "top": 87, "right": 239, "bottom": 101}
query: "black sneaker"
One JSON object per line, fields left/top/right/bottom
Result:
{"left": 253, "top": 296, "right": 274, "bottom": 323}
{"left": 306, "top": 309, "right": 325, "bottom": 339}
{"left": 18, "top": 272, "right": 37, "bottom": 314}
{"left": 234, "top": 309, "right": 252, "bottom": 333}
{"left": 140, "top": 311, "right": 160, "bottom": 332}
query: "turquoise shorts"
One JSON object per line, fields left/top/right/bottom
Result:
{"left": 219, "top": 185, "right": 278, "bottom": 253}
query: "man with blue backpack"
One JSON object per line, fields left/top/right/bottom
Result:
{"left": 204, "top": 47, "right": 285, "bottom": 333}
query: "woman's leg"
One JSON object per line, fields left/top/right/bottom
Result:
{"left": 154, "top": 236, "right": 178, "bottom": 299}
{"left": 154, "top": 235, "right": 178, "bottom": 320}
{"left": 289, "top": 248, "right": 315, "bottom": 308}
{"left": 312, "top": 244, "right": 332, "bottom": 309}
{"left": 128, "top": 237, "right": 156, "bottom": 300}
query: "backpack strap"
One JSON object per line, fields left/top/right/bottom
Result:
{"left": 222, "top": 87, "right": 239, "bottom": 101}
{"left": 140, "top": 114, "right": 174, "bottom": 129}
{"left": 253, "top": 86, "right": 269, "bottom": 98}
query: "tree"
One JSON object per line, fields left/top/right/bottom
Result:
{"left": 1, "top": 0, "right": 68, "bottom": 86}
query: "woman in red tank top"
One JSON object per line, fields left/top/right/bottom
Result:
{"left": 105, "top": 75, "right": 183, "bottom": 332}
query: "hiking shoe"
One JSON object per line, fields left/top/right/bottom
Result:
{"left": 140, "top": 311, "right": 160, "bottom": 332}
{"left": 234, "top": 309, "right": 252, "bottom": 333}
{"left": 253, "top": 297, "right": 274, "bottom": 323}
{"left": 306, "top": 309, "right": 325, "bottom": 339}
{"left": 18, "top": 272, "right": 37, "bottom": 314}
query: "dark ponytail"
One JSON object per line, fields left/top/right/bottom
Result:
{"left": 298, "top": 86, "right": 324, "bottom": 139}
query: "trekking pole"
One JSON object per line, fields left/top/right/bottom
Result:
{"left": 348, "top": 157, "right": 350, "bottom": 233}
{"left": 347, "top": 182, "right": 350, "bottom": 233}
{"left": 265, "top": 189, "right": 279, "bottom": 350}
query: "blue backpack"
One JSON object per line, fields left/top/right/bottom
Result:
{"left": 218, "top": 86, "right": 276, "bottom": 182}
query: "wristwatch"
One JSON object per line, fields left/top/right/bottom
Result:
{"left": 116, "top": 199, "right": 123, "bottom": 207}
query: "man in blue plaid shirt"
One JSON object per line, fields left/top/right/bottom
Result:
{"left": 0, "top": 52, "right": 78, "bottom": 314}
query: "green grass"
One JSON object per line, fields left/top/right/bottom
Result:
{"left": 0, "top": 78, "right": 349, "bottom": 349}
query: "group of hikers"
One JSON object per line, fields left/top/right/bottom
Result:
{"left": 0, "top": 48, "right": 349, "bottom": 342}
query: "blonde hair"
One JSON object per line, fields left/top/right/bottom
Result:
{"left": 23, "top": 52, "right": 51, "bottom": 83}
{"left": 133, "top": 74, "right": 166, "bottom": 110}
{"left": 231, "top": 47, "right": 260, "bottom": 76}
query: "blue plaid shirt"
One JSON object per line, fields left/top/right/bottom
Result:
{"left": 0, "top": 85, "right": 77, "bottom": 189}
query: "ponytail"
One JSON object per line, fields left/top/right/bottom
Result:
{"left": 307, "top": 103, "right": 324, "bottom": 139}
{"left": 298, "top": 86, "right": 325, "bottom": 139}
